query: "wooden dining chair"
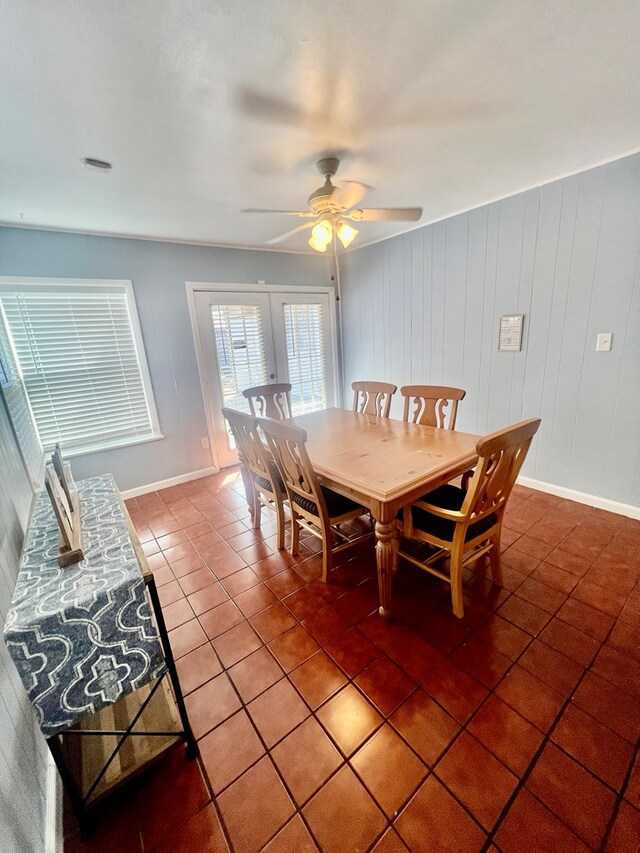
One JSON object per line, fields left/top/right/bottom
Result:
{"left": 222, "top": 407, "right": 287, "bottom": 549}
{"left": 401, "top": 385, "right": 466, "bottom": 430}
{"left": 352, "top": 381, "right": 397, "bottom": 418}
{"left": 259, "top": 417, "right": 371, "bottom": 581}
{"left": 396, "top": 418, "right": 541, "bottom": 618}
{"left": 242, "top": 383, "right": 292, "bottom": 419}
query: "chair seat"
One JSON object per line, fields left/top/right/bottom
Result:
{"left": 406, "top": 484, "right": 497, "bottom": 542}
{"left": 254, "top": 471, "right": 285, "bottom": 494}
{"left": 292, "top": 486, "right": 362, "bottom": 519}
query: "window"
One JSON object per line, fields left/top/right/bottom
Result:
{"left": 0, "top": 279, "right": 161, "bottom": 455}
{"left": 210, "top": 304, "right": 269, "bottom": 413}
{"left": 284, "top": 303, "right": 327, "bottom": 415}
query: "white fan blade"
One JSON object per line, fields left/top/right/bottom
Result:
{"left": 347, "top": 208, "right": 423, "bottom": 222}
{"left": 266, "top": 222, "right": 316, "bottom": 244}
{"left": 243, "top": 208, "right": 315, "bottom": 217}
{"left": 333, "top": 181, "right": 372, "bottom": 211}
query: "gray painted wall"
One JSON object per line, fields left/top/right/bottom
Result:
{"left": 0, "top": 228, "right": 328, "bottom": 490}
{"left": 341, "top": 153, "right": 640, "bottom": 507}
{"left": 0, "top": 394, "right": 47, "bottom": 853}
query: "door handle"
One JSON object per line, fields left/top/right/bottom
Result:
{"left": 269, "top": 373, "right": 276, "bottom": 380}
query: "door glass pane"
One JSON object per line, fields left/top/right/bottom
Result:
{"left": 283, "top": 303, "right": 327, "bottom": 415}
{"left": 210, "top": 305, "right": 268, "bottom": 448}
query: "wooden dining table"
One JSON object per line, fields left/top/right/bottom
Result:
{"left": 288, "top": 408, "right": 481, "bottom": 615}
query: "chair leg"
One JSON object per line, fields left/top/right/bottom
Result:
{"left": 252, "top": 492, "right": 261, "bottom": 530}
{"left": 275, "top": 498, "right": 285, "bottom": 551}
{"left": 450, "top": 543, "right": 465, "bottom": 619}
{"left": 489, "top": 534, "right": 503, "bottom": 585}
{"left": 321, "top": 529, "right": 333, "bottom": 583}
{"left": 290, "top": 510, "right": 300, "bottom": 556}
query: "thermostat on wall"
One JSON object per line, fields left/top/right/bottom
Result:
{"left": 498, "top": 314, "right": 524, "bottom": 352}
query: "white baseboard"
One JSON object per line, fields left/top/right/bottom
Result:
{"left": 120, "top": 466, "right": 218, "bottom": 500}
{"left": 45, "top": 753, "right": 62, "bottom": 853}
{"left": 518, "top": 476, "right": 640, "bottom": 520}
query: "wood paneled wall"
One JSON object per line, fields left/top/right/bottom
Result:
{"left": 341, "top": 153, "right": 640, "bottom": 506}
{"left": 0, "top": 394, "right": 47, "bottom": 852}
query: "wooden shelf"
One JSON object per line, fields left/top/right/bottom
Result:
{"left": 77, "top": 676, "right": 182, "bottom": 803}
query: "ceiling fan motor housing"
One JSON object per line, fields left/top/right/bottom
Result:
{"left": 308, "top": 157, "right": 343, "bottom": 215}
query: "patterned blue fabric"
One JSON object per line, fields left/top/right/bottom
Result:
{"left": 4, "top": 474, "right": 166, "bottom": 736}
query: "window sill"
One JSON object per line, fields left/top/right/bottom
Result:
{"left": 50, "top": 432, "right": 165, "bottom": 460}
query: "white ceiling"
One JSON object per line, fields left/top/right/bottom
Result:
{"left": 1, "top": 1, "right": 639, "bottom": 252}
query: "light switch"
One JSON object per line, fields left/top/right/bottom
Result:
{"left": 596, "top": 333, "right": 612, "bottom": 352}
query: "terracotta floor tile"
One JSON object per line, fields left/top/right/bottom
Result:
{"left": 153, "top": 564, "right": 175, "bottom": 587}
{"left": 302, "top": 604, "right": 351, "bottom": 647}
{"left": 303, "top": 765, "right": 386, "bottom": 853}
{"left": 359, "top": 611, "right": 413, "bottom": 651}
{"left": 495, "top": 788, "right": 589, "bottom": 853}
{"left": 151, "top": 804, "right": 229, "bottom": 853}
{"left": 389, "top": 688, "right": 460, "bottom": 765}
{"left": 271, "top": 716, "right": 343, "bottom": 805}
{"left": 247, "top": 677, "right": 309, "bottom": 747}
{"left": 351, "top": 724, "right": 428, "bottom": 817}
{"left": 282, "top": 585, "right": 326, "bottom": 620}
{"left": 261, "top": 815, "right": 318, "bottom": 853}
{"left": 163, "top": 541, "right": 196, "bottom": 564}
{"left": 179, "top": 566, "right": 218, "bottom": 596}
{"left": 162, "top": 597, "right": 195, "bottom": 631}
{"left": 450, "top": 636, "right": 513, "bottom": 689}
{"left": 228, "top": 646, "right": 284, "bottom": 703}
{"left": 527, "top": 743, "right": 616, "bottom": 848}
{"left": 354, "top": 657, "right": 415, "bottom": 716}
{"left": 495, "top": 665, "right": 564, "bottom": 732}
{"left": 605, "top": 801, "right": 640, "bottom": 852}
{"left": 422, "top": 660, "right": 489, "bottom": 724}
{"left": 552, "top": 703, "right": 633, "bottom": 791}
{"left": 501, "top": 546, "right": 541, "bottom": 575}
{"left": 170, "top": 551, "right": 206, "bottom": 578}
{"left": 199, "top": 709, "right": 265, "bottom": 794}
{"left": 175, "top": 642, "right": 222, "bottom": 695}
{"left": 317, "top": 684, "right": 383, "bottom": 756}
{"left": 325, "top": 627, "right": 380, "bottom": 677}
{"left": 289, "top": 650, "right": 347, "bottom": 710}
{"left": 268, "top": 624, "right": 320, "bottom": 672}
{"left": 511, "top": 535, "right": 555, "bottom": 561}
{"left": 333, "top": 582, "right": 379, "bottom": 624}
{"left": 168, "top": 618, "right": 208, "bottom": 659}
{"left": 252, "top": 553, "right": 293, "bottom": 580}
{"left": 624, "top": 753, "right": 640, "bottom": 809}
{"left": 607, "top": 619, "right": 640, "bottom": 664}
{"left": 157, "top": 579, "right": 183, "bottom": 607}
{"left": 538, "top": 617, "right": 601, "bottom": 666}
{"left": 199, "top": 599, "right": 244, "bottom": 640}
{"left": 497, "top": 595, "right": 551, "bottom": 636}
{"left": 544, "top": 547, "right": 591, "bottom": 576}
{"left": 234, "top": 583, "right": 278, "bottom": 618}
{"left": 572, "top": 671, "right": 640, "bottom": 742}
{"left": 557, "top": 596, "right": 614, "bottom": 641}
{"left": 474, "top": 615, "right": 531, "bottom": 660}
{"left": 394, "top": 775, "right": 487, "bottom": 852}
{"left": 136, "top": 747, "right": 210, "bottom": 851}
{"left": 265, "top": 567, "right": 306, "bottom": 598}
{"left": 436, "top": 731, "right": 517, "bottom": 830}
{"left": 211, "top": 620, "right": 263, "bottom": 668}
{"left": 571, "top": 578, "right": 627, "bottom": 617}
{"left": 221, "top": 565, "right": 260, "bottom": 597}
{"left": 386, "top": 634, "right": 445, "bottom": 683}
{"left": 467, "top": 694, "right": 543, "bottom": 776}
{"left": 370, "top": 828, "right": 409, "bottom": 852}
{"left": 184, "top": 672, "right": 241, "bottom": 739}
{"left": 187, "top": 582, "right": 229, "bottom": 616}
{"left": 208, "top": 550, "right": 248, "bottom": 579}
{"left": 216, "top": 756, "right": 295, "bottom": 853}
{"left": 249, "top": 601, "right": 297, "bottom": 643}
{"left": 518, "top": 639, "right": 584, "bottom": 696}
{"left": 515, "top": 576, "right": 568, "bottom": 614}
{"left": 183, "top": 520, "right": 214, "bottom": 540}
{"left": 531, "top": 561, "right": 580, "bottom": 594}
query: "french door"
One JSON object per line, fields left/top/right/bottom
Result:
{"left": 193, "top": 287, "right": 337, "bottom": 467}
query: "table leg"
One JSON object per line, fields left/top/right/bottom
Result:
{"left": 374, "top": 519, "right": 398, "bottom": 617}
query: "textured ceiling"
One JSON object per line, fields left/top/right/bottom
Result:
{"left": 1, "top": 0, "right": 639, "bottom": 252}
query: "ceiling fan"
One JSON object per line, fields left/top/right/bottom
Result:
{"left": 243, "top": 156, "right": 422, "bottom": 252}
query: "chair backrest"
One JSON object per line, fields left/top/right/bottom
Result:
{"left": 401, "top": 385, "right": 466, "bottom": 430}
{"left": 222, "top": 407, "right": 275, "bottom": 485}
{"left": 463, "top": 418, "right": 541, "bottom": 522}
{"left": 352, "top": 381, "right": 397, "bottom": 418}
{"left": 242, "top": 383, "right": 292, "bottom": 419}
{"left": 258, "top": 416, "right": 327, "bottom": 520}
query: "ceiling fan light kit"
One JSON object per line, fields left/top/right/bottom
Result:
{"left": 245, "top": 156, "right": 422, "bottom": 251}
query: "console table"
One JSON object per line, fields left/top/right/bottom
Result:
{"left": 3, "top": 474, "right": 197, "bottom": 833}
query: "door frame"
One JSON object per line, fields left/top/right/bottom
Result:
{"left": 186, "top": 281, "right": 340, "bottom": 470}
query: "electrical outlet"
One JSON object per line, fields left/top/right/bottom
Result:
{"left": 596, "top": 333, "right": 612, "bottom": 352}
{"left": 200, "top": 436, "right": 210, "bottom": 449}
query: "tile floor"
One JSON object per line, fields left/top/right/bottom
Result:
{"left": 65, "top": 470, "right": 640, "bottom": 852}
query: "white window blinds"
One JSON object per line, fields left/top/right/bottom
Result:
{"left": 210, "top": 304, "right": 269, "bottom": 412}
{"left": 0, "top": 283, "right": 159, "bottom": 454}
{"left": 283, "top": 303, "right": 327, "bottom": 415}
{"left": 0, "top": 306, "right": 43, "bottom": 486}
